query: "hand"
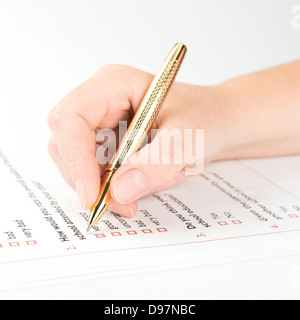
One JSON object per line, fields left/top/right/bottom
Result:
{"left": 47, "top": 65, "right": 225, "bottom": 217}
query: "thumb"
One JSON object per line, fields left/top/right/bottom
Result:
{"left": 110, "top": 128, "right": 187, "bottom": 205}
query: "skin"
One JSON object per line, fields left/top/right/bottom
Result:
{"left": 47, "top": 60, "right": 300, "bottom": 218}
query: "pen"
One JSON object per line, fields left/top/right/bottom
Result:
{"left": 87, "top": 43, "right": 187, "bottom": 232}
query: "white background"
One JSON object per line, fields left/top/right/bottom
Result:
{"left": 0, "top": 0, "right": 300, "bottom": 299}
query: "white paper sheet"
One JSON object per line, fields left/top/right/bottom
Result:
{"left": 0, "top": 139, "right": 300, "bottom": 290}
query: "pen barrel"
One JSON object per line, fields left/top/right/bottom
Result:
{"left": 88, "top": 43, "right": 187, "bottom": 227}
{"left": 108, "top": 43, "right": 187, "bottom": 171}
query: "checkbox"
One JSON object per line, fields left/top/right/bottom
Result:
{"left": 142, "top": 229, "right": 152, "bottom": 234}
{"left": 157, "top": 228, "right": 168, "bottom": 232}
{"left": 127, "top": 230, "right": 138, "bottom": 235}
{"left": 289, "top": 214, "right": 299, "bottom": 218}
{"left": 9, "top": 242, "right": 20, "bottom": 247}
{"left": 232, "top": 220, "right": 242, "bottom": 224}
{"left": 218, "top": 221, "right": 228, "bottom": 226}
{"left": 111, "top": 232, "right": 122, "bottom": 236}
{"left": 26, "top": 240, "right": 37, "bottom": 245}
{"left": 95, "top": 233, "right": 106, "bottom": 238}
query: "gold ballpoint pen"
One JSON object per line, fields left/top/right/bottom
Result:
{"left": 87, "top": 43, "right": 187, "bottom": 232}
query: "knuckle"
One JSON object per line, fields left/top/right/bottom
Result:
{"left": 47, "top": 105, "right": 65, "bottom": 131}
{"left": 64, "top": 147, "right": 94, "bottom": 173}
{"left": 47, "top": 138, "right": 59, "bottom": 162}
{"left": 63, "top": 148, "right": 81, "bottom": 169}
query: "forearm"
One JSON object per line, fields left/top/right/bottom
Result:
{"left": 215, "top": 60, "right": 300, "bottom": 160}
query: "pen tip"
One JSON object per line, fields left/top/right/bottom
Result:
{"left": 86, "top": 225, "right": 93, "bottom": 234}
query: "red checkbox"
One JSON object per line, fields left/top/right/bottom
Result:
{"left": 157, "top": 228, "right": 168, "bottom": 232}
{"left": 232, "top": 220, "right": 242, "bottom": 224}
{"left": 26, "top": 240, "right": 37, "bottom": 246}
{"left": 289, "top": 214, "right": 299, "bottom": 218}
{"left": 127, "top": 230, "right": 138, "bottom": 235}
{"left": 111, "top": 232, "right": 122, "bottom": 237}
{"left": 95, "top": 233, "right": 106, "bottom": 238}
{"left": 218, "top": 221, "right": 228, "bottom": 226}
{"left": 9, "top": 242, "right": 20, "bottom": 247}
{"left": 142, "top": 229, "right": 153, "bottom": 234}
{"left": 0, "top": 244, "right": 3, "bottom": 248}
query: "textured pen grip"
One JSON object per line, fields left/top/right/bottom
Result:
{"left": 109, "top": 44, "right": 187, "bottom": 170}
{"left": 134, "top": 59, "right": 179, "bottom": 134}
{"left": 119, "top": 61, "right": 179, "bottom": 160}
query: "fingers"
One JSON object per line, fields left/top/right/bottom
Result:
{"left": 48, "top": 65, "right": 153, "bottom": 213}
{"left": 110, "top": 127, "right": 187, "bottom": 205}
{"left": 48, "top": 135, "right": 75, "bottom": 189}
{"left": 151, "top": 170, "right": 186, "bottom": 194}
{"left": 110, "top": 201, "right": 138, "bottom": 218}
{"left": 48, "top": 64, "right": 193, "bottom": 219}
{"left": 48, "top": 135, "right": 139, "bottom": 217}
{"left": 48, "top": 110, "right": 101, "bottom": 210}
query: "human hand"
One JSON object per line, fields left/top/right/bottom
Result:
{"left": 48, "top": 65, "right": 225, "bottom": 217}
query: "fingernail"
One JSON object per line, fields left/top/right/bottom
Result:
{"left": 114, "top": 169, "right": 149, "bottom": 203}
{"left": 76, "top": 179, "right": 87, "bottom": 210}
